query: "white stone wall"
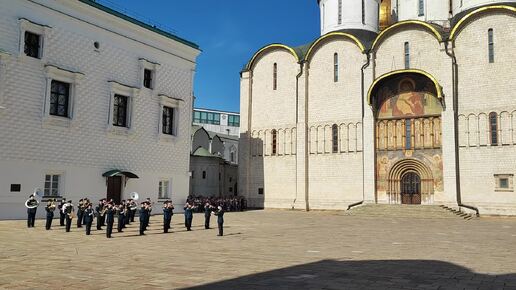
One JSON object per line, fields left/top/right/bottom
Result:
{"left": 451, "top": 0, "right": 516, "bottom": 15}
{"left": 393, "top": 0, "right": 450, "bottom": 25}
{"left": 319, "top": 0, "right": 380, "bottom": 34}
{"left": 454, "top": 11, "right": 516, "bottom": 214}
{"left": 0, "top": 0, "right": 199, "bottom": 219}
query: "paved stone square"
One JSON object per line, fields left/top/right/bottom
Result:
{"left": 0, "top": 207, "right": 516, "bottom": 289}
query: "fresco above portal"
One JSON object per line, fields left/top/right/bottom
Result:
{"left": 374, "top": 76, "right": 442, "bottom": 119}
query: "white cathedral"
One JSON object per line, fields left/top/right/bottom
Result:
{"left": 239, "top": 0, "right": 516, "bottom": 215}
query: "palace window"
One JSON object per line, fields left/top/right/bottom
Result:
{"left": 495, "top": 174, "right": 514, "bottom": 192}
{"left": 405, "top": 119, "right": 412, "bottom": 149}
{"left": 10, "top": 184, "right": 21, "bottom": 192}
{"left": 404, "top": 42, "right": 410, "bottom": 69}
{"left": 488, "top": 29, "right": 494, "bottom": 63}
{"left": 143, "top": 69, "right": 153, "bottom": 89}
{"left": 113, "top": 94, "right": 128, "bottom": 127}
{"left": 334, "top": 53, "right": 339, "bottom": 82}
{"left": 332, "top": 124, "right": 339, "bottom": 153}
{"left": 162, "top": 106, "right": 174, "bottom": 135}
{"left": 194, "top": 111, "right": 220, "bottom": 125}
{"left": 158, "top": 180, "right": 170, "bottom": 199}
{"left": 273, "top": 63, "right": 277, "bottom": 90}
{"left": 44, "top": 174, "right": 60, "bottom": 196}
{"left": 338, "top": 0, "right": 343, "bottom": 25}
{"left": 489, "top": 112, "right": 498, "bottom": 146}
{"left": 49, "top": 80, "right": 70, "bottom": 118}
{"left": 418, "top": 0, "right": 424, "bottom": 16}
{"left": 24, "top": 31, "right": 41, "bottom": 59}
{"left": 202, "top": 171, "right": 207, "bottom": 179}
{"left": 228, "top": 115, "right": 240, "bottom": 127}
{"left": 272, "top": 129, "right": 277, "bottom": 155}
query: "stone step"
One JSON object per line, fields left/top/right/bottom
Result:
{"left": 344, "top": 204, "right": 471, "bottom": 220}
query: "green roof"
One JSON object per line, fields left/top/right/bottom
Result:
{"left": 192, "top": 147, "right": 221, "bottom": 158}
{"left": 78, "top": 0, "right": 200, "bottom": 50}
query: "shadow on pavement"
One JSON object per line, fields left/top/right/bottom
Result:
{"left": 181, "top": 259, "right": 516, "bottom": 290}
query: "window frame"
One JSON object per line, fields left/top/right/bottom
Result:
{"left": 113, "top": 94, "right": 129, "bottom": 127}
{"left": 139, "top": 58, "right": 160, "bottom": 91}
{"left": 338, "top": 0, "right": 343, "bottom": 25}
{"left": 158, "top": 179, "right": 170, "bottom": 200}
{"left": 43, "top": 171, "right": 65, "bottom": 198}
{"left": 418, "top": 0, "right": 425, "bottom": 16}
{"left": 107, "top": 81, "right": 139, "bottom": 134}
{"left": 334, "top": 53, "right": 339, "bottom": 83}
{"left": 49, "top": 80, "right": 70, "bottom": 118}
{"left": 489, "top": 112, "right": 498, "bottom": 146}
{"left": 494, "top": 174, "right": 514, "bottom": 192}
{"left": 162, "top": 106, "right": 175, "bottom": 135}
{"left": 18, "top": 18, "right": 50, "bottom": 61}
{"left": 273, "top": 63, "right": 278, "bottom": 90}
{"left": 271, "top": 129, "right": 278, "bottom": 156}
{"left": 43, "top": 65, "right": 83, "bottom": 128}
{"left": 158, "top": 94, "right": 181, "bottom": 141}
{"left": 332, "top": 124, "right": 339, "bottom": 153}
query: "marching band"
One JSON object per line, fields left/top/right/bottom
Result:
{"left": 23, "top": 192, "right": 228, "bottom": 238}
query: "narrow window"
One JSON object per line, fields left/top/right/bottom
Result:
{"left": 200, "top": 111, "right": 207, "bottom": 124}
{"left": 162, "top": 106, "right": 174, "bottom": 135}
{"left": 404, "top": 42, "right": 410, "bottom": 69}
{"left": 333, "top": 53, "right": 339, "bottom": 82}
{"left": 230, "top": 151, "right": 235, "bottom": 163}
{"left": 193, "top": 111, "right": 201, "bottom": 123}
{"left": 158, "top": 180, "right": 169, "bottom": 199}
{"left": 143, "top": 69, "right": 153, "bottom": 89}
{"left": 488, "top": 29, "right": 494, "bottom": 63}
{"left": 24, "top": 31, "right": 41, "bottom": 59}
{"left": 418, "top": 0, "right": 424, "bottom": 16}
{"left": 50, "top": 80, "right": 70, "bottom": 118}
{"left": 332, "top": 124, "right": 339, "bottom": 153}
{"left": 272, "top": 129, "right": 277, "bottom": 155}
{"left": 113, "top": 94, "right": 128, "bottom": 127}
{"left": 207, "top": 112, "right": 214, "bottom": 124}
{"left": 405, "top": 119, "right": 412, "bottom": 149}
{"left": 362, "top": 0, "right": 366, "bottom": 24}
{"left": 338, "top": 0, "right": 343, "bottom": 25}
{"left": 44, "top": 174, "right": 60, "bottom": 196}
{"left": 273, "top": 63, "right": 277, "bottom": 90}
{"left": 489, "top": 112, "right": 498, "bottom": 146}
{"left": 214, "top": 113, "right": 220, "bottom": 125}
{"left": 202, "top": 171, "right": 207, "bottom": 179}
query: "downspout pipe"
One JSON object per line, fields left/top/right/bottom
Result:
{"left": 444, "top": 41, "right": 480, "bottom": 217}
{"left": 348, "top": 51, "right": 371, "bottom": 211}
{"left": 293, "top": 61, "right": 305, "bottom": 210}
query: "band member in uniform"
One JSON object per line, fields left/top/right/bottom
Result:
{"left": 145, "top": 198, "right": 152, "bottom": 228}
{"left": 184, "top": 202, "right": 195, "bottom": 231}
{"left": 105, "top": 203, "right": 115, "bottom": 238}
{"left": 204, "top": 202, "right": 214, "bottom": 229}
{"left": 95, "top": 200, "right": 104, "bottom": 230}
{"left": 101, "top": 199, "right": 108, "bottom": 226}
{"left": 45, "top": 199, "right": 56, "bottom": 230}
{"left": 162, "top": 200, "right": 174, "bottom": 233}
{"left": 25, "top": 194, "right": 39, "bottom": 228}
{"left": 129, "top": 199, "right": 137, "bottom": 223}
{"left": 214, "top": 206, "right": 225, "bottom": 236}
{"left": 117, "top": 203, "right": 125, "bottom": 233}
{"left": 84, "top": 203, "right": 95, "bottom": 235}
{"left": 139, "top": 202, "right": 148, "bottom": 236}
{"left": 123, "top": 200, "right": 130, "bottom": 226}
{"left": 58, "top": 198, "right": 66, "bottom": 226}
{"left": 64, "top": 200, "right": 74, "bottom": 232}
{"left": 76, "top": 199, "right": 84, "bottom": 228}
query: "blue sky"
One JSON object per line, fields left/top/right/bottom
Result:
{"left": 103, "top": 0, "right": 321, "bottom": 113}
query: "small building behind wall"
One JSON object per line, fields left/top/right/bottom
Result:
{"left": 0, "top": 0, "right": 200, "bottom": 219}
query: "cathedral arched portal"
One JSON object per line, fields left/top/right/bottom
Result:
{"left": 370, "top": 70, "right": 444, "bottom": 205}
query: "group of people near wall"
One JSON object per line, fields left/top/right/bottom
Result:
{"left": 187, "top": 195, "right": 247, "bottom": 213}
{"left": 24, "top": 194, "right": 227, "bottom": 238}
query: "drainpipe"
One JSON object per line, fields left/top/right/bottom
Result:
{"left": 293, "top": 61, "right": 305, "bottom": 210}
{"left": 348, "top": 51, "right": 371, "bottom": 211}
{"left": 444, "top": 41, "right": 480, "bottom": 217}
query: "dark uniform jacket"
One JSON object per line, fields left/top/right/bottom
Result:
{"left": 139, "top": 208, "right": 148, "bottom": 222}
{"left": 214, "top": 210, "right": 224, "bottom": 224}
{"left": 204, "top": 206, "right": 212, "bottom": 217}
{"left": 184, "top": 207, "right": 194, "bottom": 219}
{"left": 163, "top": 207, "right": 173, "bottom": 220}
{"left": 26, "top": 200, "right": 38, "bottom": 214}
{"left": 105, "top": 208, "right": 115, "bottom": 224}
{"left": 84, "top": 208, "right": 94, "bottom": 223}
{"left": 45, "top": 205, "right": 54, "bottom": 217}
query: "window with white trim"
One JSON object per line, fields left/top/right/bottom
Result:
{"left": 44, "top": 174, "right": 61, "bottom": 196}
{"left": 158, "top": 94, "right": 181, "bottom": 140}
{"left": 43, "top": 65, "right": 83, "bottom": 127}
{"left": 488, "top": 28, "right": 494, "bottom": 63}
{"left": 418, "top": 0, "right": 424, "bottom": 16}
{"left": 107, "top": 81, "right": 139, "bottom": 133}
{"left": 158, "top": 180, "right": 170, "bottom": 199}
{"left": 495, "top": 174, "right": 514, "bottom": 192}
{"left": 18, "top": 18, "right": 50, "bottom": 61}
{"left": 404, "top": 42, "right": 410, "bottom": 69}
{"left": 139, "top": 58, "right": 159, "bottom": 90}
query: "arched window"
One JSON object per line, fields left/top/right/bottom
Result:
{"left": 418, "top": 0, "right": 424, "bottom": 16}
{"left": 271, "top": 129, "right": 277, "bottom": 155}
{"left": 332, "top": 124, "right": 339, "bottom": 153}
{"left": 489, "top": 112, "right": 498, "bottom": 146}
{"left": 338, "top": 0, "right": 343, "bottom": 25}
{"left": 273, "top": 63, "right": 277, "bottom": 90}
{"left": 362, "top": 0, "right": 365, "bottom": 24}
{"left": 333, "top": 53, "right": 339, "bottom": 82}
{"left": 405, "top": 119, "right": 412, "bottom": 149}
{"left": 404, "top": 42, "right": 410, "bottom": 69}
{"left": 488, "top": 28, "right": 494, "bottom": 63}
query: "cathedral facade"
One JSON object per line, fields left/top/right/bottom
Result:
{"left": 239, "top": 0, "right": 516, "bottom": 215}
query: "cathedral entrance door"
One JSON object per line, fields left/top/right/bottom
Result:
{"left": 401, "top": 172, "right": 421, "bottom": 205}
{"left": 106, "top": 176, "right": 122, "bottom": 204}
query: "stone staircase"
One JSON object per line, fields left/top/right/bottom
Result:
{"left": 344, "top": 204, "right": 476, "bottom": 220}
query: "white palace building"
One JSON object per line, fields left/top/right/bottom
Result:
{"left": 239, "top": 0, "right": 516, "bottom": 215}
{"left": 0, "top": 0, "right": 200, "bottom": 219}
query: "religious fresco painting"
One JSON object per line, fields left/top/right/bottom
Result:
{"left": 373, "top": 75, "right": 444, "bottom": 205}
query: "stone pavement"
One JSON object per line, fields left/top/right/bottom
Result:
{"left": 0, "top": 208, "right": 515, "bottom": 289}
